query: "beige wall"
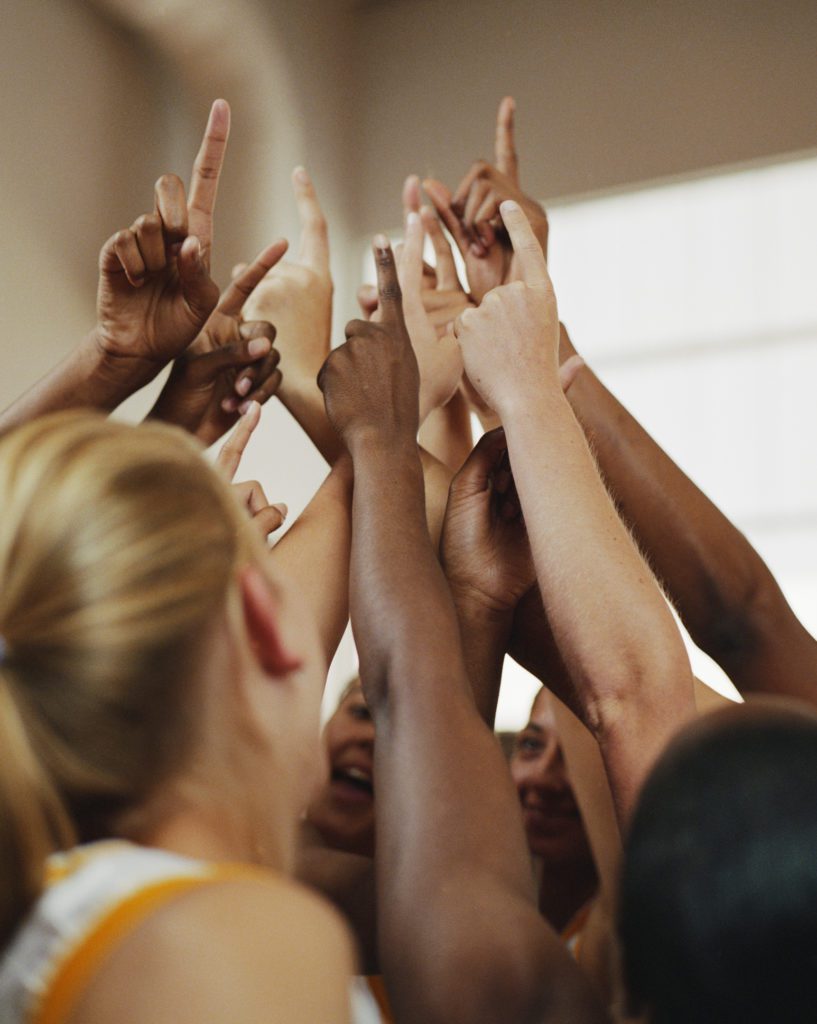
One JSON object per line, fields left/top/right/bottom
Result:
{"left": 3, "top": 0, "right": 817, "bottom": 447}
{"left": 353, "top": 0, "right": 817, "bottom": 233}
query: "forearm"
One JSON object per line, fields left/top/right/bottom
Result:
{"left": 279, "top": 379, "right": 346, "bottom": 465}
{"left": 270, "top": 454, "right": 352, "bottom": 665}
{"left": 350, "top": 438, "right": 466, "bottom": 703}
{"left": 503, "top": 386, "right": 694, "bottom": 825}
{"left": 351, "top": 440, "right": 601, "bottom": 1024}
{"left": 565, "top": 336, "right": 795, "bottom": 677}
{"left": 419, "top": 445, "right": 453, "bottom": 550}
{"left": 418, "top": 390, "right": 473, "bottom": 473}
{"left": 450, "top": 589, "right": 511, "bottom": 726}
{"left": 0, "top": 330, "right": 151, "bottom": 435}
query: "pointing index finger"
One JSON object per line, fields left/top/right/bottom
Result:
{"left": 398, "top": 212, "right": 424, "bottom": 305}
{"left": 293, "top": 166, "right": 329, "bottom": 272}
{"left": 218, "top": 239, "right": 289, "bottom": 317}
{"left": 188, "top": 99, "right": 231, "bottom": 256}
{"left": 495, "top": 96, "right": 519, "bottom": 183}
{"left": 373, "top": 235, "right": 404, "bottom": 324}
{"left": 500, "top": 200, "right": 548, "bottom": 287}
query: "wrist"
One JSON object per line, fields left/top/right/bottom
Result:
{"left": 279, "top": 365, "right": 325, "bottom": 402}
{"left": 347, "top": 427, "right": 420, "bottom": 466}
{"left": 447, "top": 576, "right": 517, "bottom": 624}
{"left": 493, "top": 376, "right": 565, "bottom": 424}
{"left": 85, "top": 327, "right": 164, "bottom": 400}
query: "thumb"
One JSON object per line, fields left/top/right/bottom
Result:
{"left": 177, "top": 235, "right": 220, "bottom": 324}
{"left": 357, "top": 283, "right": 379, "bottom": 319}
{"left": 558, "top": 354, "right": 585, "bottom": 394}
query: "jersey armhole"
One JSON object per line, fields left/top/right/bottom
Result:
{"left": 32, "top": 864, "right": 263, "bottom": 1024}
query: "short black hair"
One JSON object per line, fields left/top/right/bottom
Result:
{"left": 619, "top": 704, "right": 817, "bottom": 1024}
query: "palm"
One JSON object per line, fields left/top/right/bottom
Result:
{"left": 243, "top": 264, "right": 331, "bottom": 384}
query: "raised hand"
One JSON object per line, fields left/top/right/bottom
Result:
{"left": 318, "top": 238, "right": 420, "bottom": 454}
{"left": 441, "top": 427, "right": 535, "bottom": 614}
{"left": 393, "top": 211, "right": 462, "bottom": 421}
{"left": 150, "top": 240, "right": 288, "bottom": 445}
{"left": 423, "top": 97, "right": 548, "bottom": 301}
{"left": 359, "top": 179, "right": 474, "bottom": 330}
{"left": 240, "top": 166, "right": 332, "bottom": 401}
{"left": 93, "top": 100, "right": 230, "bottom": 386}
{"left": 216, "top": 400, "right": 288, "bottom": 540}
{"left": 453, "top": 201, "right": 573, "bottom": 417}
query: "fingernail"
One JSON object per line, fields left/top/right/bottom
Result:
{"left": 373, "top": 233, "right": 390, "bottom": 250}
{"left": 222, "top": 397, "right": 238, "bottom": 412}
{"left": 272, "top": 502, "right": 288, "bottom": 521}
{"left": 235, "top": 376, "right": 252, "bottom": 396}
{"left": 247, "top": 337, "right": 271, "bottom": 359}
{"left": 294, "top": 165, "right": 309, "bottom": 184}
{"left": 500, "top": 200, "right": 519, "bottom": 214}
{"left": 238, "top": 400, "right": 251, "bottom": 415}
{"left": 407, "top": 211, "right": 420, "bottom": 227}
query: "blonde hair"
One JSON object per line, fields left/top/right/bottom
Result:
{"left": 0, "top": 412, "right": 252, "bottom": 946}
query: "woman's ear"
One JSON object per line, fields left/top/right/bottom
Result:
{"left": 239, "top": 564, "right": 303, "bottom": 677}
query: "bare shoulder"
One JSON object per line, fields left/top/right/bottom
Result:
{"left": 68, "top": 872, "right": 355, "bottom": 1024}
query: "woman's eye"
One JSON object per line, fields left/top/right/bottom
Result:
{"left": 350, "top": 705, "right": 372, "bottom": 722}
{"left": 517, "top": 736, "right": 542, "bottom": 754}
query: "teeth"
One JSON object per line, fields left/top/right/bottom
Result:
{"left": 345, "top": 767, "right": 371, "bottom": 783}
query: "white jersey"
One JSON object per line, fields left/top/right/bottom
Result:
{"left": 0, "top": 840, "right": 382, "bottom": 1024}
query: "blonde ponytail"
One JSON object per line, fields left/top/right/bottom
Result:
{"left": 0, "top": 412, "right": 254, "bottom": 947}
{"left": 0, "top": 671, "right": 74, "bottom": 945}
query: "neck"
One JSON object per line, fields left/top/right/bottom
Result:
{"left": 118, "top": 778, "right": 294, "bottom": 875}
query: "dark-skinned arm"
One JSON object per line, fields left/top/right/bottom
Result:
{"left": 318, "top": 239, "right": 605, "bottom": 1024}
{"left": 560, "top": 325, "right": 817, "bottom": 705}
{"left": 441, "top": 428, "right": 536, "bottom": 725}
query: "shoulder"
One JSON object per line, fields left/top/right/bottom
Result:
{"left": 68, "top": 872, "right": 355, "bottom": 1024}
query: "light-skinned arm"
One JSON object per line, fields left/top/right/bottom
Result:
{"left": 454, "top": 201, "right": 696, "bottom": 828}
{"left": 559, "top": 324, "right": 817, "bottom": 706}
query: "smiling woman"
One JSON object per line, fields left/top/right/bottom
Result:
{"left": 307, "top": 679, "right": 376, "bottom": 858}
{"left": 509, "top": 689, "right": 598, "bottom": 933}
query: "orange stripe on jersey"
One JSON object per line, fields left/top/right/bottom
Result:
{"left": 32, "top": 865, "right": 263, "bottom": 1024}
{"left": 366, "top": 975, "right": 396, "bottom": 1023}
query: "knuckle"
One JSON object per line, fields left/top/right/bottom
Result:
{"left": 133, "top": 213, "right": 157, "bottom": 234}
{"left": 308, "top": 211, "right": 328, "bottom": 235}
{"left": 193, "top": 158, "right": 219, "bottom": 182}
{"left": 155, "top": 172, "right": 182, "bottom": 193}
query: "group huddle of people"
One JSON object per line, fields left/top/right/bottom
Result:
{"left": 1, "top": 95, "right": 816, "bottom": 1024}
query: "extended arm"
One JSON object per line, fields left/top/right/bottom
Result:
{"left": 319, "top": 240, "right": 604, "bottom": 1024}
{"left": 560, "top": 325, "right": 817, "bottom": 705}
{"left": 269, "top": 455, "right": 353, "bottom": 667}
{"left": 455, "top": 202, "right": 695, "bottom": 828}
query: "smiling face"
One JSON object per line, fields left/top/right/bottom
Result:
{"left": 509, "top": 689, "right": 592, "bottom": 865}
{"left": 305, "top": 680, "right": 376, "bottom": 856}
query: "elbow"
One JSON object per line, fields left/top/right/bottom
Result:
{"left": 689, "top": 555, "right": 786, "bottom": 667}
{"left": 429, "top": 927, "right": 589, "bottom": 1024}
